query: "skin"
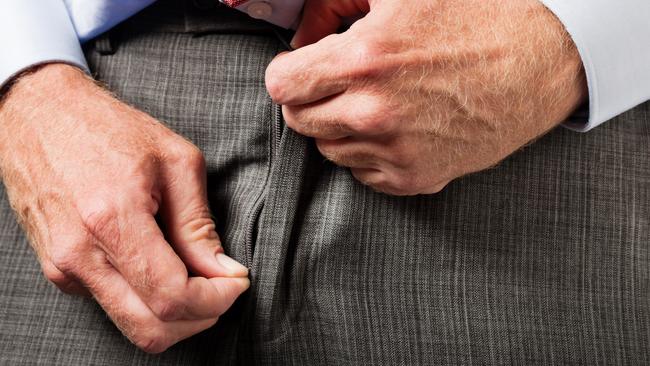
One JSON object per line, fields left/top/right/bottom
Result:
{"left": 266, "top": 0, "right": 588, "bottom": 195}
{"left": 0, "top": 64, "right": 250, "bottom": 353}
{"left": 0, "top": 0, "right": 586, "bottom": 354}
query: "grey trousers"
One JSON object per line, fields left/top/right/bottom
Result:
{"left": 1, "top": 1, "right": 649, "bottom": 364}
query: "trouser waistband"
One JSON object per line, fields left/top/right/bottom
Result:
{"left": 92, "top": 0, "right": 293, "bottom": 55}
{"left": 127, "top": 0, "right": 280, "bottom": 34}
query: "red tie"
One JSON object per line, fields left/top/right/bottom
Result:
{"left": 222, "top": 0, "right": 250, "bottom": 7}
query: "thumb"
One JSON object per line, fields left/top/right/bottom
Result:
{"left": 291, "top": 0, "right": 371, "bottom": 48}
{"left": 160, "top": 149, "right": 248, "bottom": 279}
{"left": 208, "top": 277, "right": 251, "bottom": 315}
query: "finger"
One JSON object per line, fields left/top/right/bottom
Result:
{"left": 90, "top": 209, "right": 247, "bottom": 322}
{"left": 351, "top": 167, "right": 450, "bottom": 196}
{"left": 351, "top": 167, "right": 417, "bottom": 196}
{"left": 283, "top": 93, "right": 397, "bottom": 139}
{"left": 315, "top": 138, "right": 383, "bottom": 169}
{"left": 41, "top": 261, "right": 91, "bottom": 296}
{"left": 291, "top": 0, "right": 370, "bottom": 48}
{"left": 422, "top": 180, "right": 452, "bottom": 194}
{"left": 350, "top": 167, "right": 386, "bottom": 188}
{"left": 127, "top": 214, "right": 249, "bottom": 321}
{"left": 351, "top": 167, "right": 415, "bottom": 196}
{"left": 79, "top": 254, "right": 231, "bottom": 354}
{"left": 267, "top": 1, "right": 386, "bottom": 106}
{"left": 34, "top": 241, "right": 92, "bottom": 296}
{"left": 160, "top": 149, "right": 248, "bottom": 279}
{"left": 266, "top": 33, "right": 354, "bottom": 106}
{"left": 206, "top": 276, "right": 252, "bottom": 316}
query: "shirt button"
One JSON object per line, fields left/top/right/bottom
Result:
{"left": 247, "top": 2, "right": 274, "bottom": 20}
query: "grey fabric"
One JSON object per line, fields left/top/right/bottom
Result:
{"left": 1, "top": 1, "right": 649, "bottom": 364}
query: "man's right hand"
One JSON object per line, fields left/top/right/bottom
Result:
{"left": 0, "top": 64, "right": 249, "bottom": 353}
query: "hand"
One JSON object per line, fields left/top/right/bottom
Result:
{"left": 0, "top": 64, "right": 249, "bottom": 353}
{"left": 266, "top": 0, "right": 588, "bottom": 195}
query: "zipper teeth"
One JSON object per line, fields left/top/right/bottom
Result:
{"left": 274, "top": 103, "right": 283, "bottom": 149}
{"left": 244, "top": 197, "right": 264, "bottom": 267}
{"left": 243, "top": 103, "right": 283, "bottom": 266}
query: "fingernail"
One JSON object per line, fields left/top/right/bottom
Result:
{"left": 215, "top": 253, "right": 248, "bottom": 276}
{"left": 289, "top": 36, "right": 298, "bottom": 50}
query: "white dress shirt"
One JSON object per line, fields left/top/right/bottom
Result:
{"left": 540, "top": 0, "right": 650, "bottom": 130}
{"left": 0, "top": 0, "right": 648, "bottom": 131}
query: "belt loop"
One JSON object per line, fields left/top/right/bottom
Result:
{"left": 94, "top": 31, "right": 118, "bottom": 55}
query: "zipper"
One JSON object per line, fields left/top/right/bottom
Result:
{"left": 273, "top": 103, "right": 284, "bottom": 149}
{"left": 243, "top": 33, "right": 288, "bottom": 267}
{"left": 243, "top": 102, "right": 284, "bottom": 266}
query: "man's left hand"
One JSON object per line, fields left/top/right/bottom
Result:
{"left": 265, "top": 0, "right": 587, "bottom": 195}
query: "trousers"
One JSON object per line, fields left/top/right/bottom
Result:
{"left": 1, "top": 1, "right": 648, "bottom": 364}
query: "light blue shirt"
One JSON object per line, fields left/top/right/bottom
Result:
{"left": 1, "top": 0, "right": 649, "bottom": 131}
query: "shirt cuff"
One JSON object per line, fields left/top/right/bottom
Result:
{"left": 0, "top": 0, "right": 89, "bottom": 91}
{"left": 540, "top": 0, "right": 650, "bottom": 131}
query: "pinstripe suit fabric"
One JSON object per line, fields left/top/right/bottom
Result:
{"left": 1, "top": 1, "right": 648, "bottom": 364}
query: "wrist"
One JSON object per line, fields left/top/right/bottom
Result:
{"left": 0, "top": 63, "right": 100, "bottom": 162}
{"left": 0, "top": 63, "right": 91, "bottom": 112}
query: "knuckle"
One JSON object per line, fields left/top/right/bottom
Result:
{"left": 349, "top": 168, "right": 366, "bottom": 184}
{"left": 186, "top": 145, "right": 205, "bottom": 165}
{"left": 178, "top": 144, "right": 206, "bottom": 170}
{"left": 48, "top": 240, "right": 85, "bottom": 276}
{"left": 164, "top": 139, "right": 205, "bottom": 168}
{"left": 137, "top": 259, "right": 187, "bottom": 293}
{"left": 350, "top": 105, "right": 395, "bottom": 136}
{"left": 351, "top": 114, "right": 386, "bottom": 135}
{"left": 284, "top": 109, "right": 316, "bottom": 137}
{"left": 350, "top": 39, "right": 387, "bottom": 78}
{"left": 317, "top": 146, "right": 345, "bottom": 166}
{"left": 133, "top": 330, "right": 170, "bottom": 354}
{"left": 152, "top": 301, "right": 183, "bottom": 322}
{"left": 78, "top": 199, "right": 120, "bottom": 241}
{"left": 357, "top": 36, "right": 385, "bottom": 58}
{"left": 384, "top": 175, "right": 419, "bottom": 196}
{"left": 183, "top": 216, "right": 218, "bottom": 243}
{"left": 42, "top": 261, "right": 75, "bottom": 288}
{"left": 122, "top": 152, "right": 161, "bottom": 181}
{"left": 282, "top": 108, "right": 300, "bottom": 131}
{"left": 149, "top": 292, "right": 187, "bottom": 322}
{"left": 314, "top": 139, "right": 333, "bottom": 157}
{"left": 265, "top": 65, "right": 287, "bottom": 103}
